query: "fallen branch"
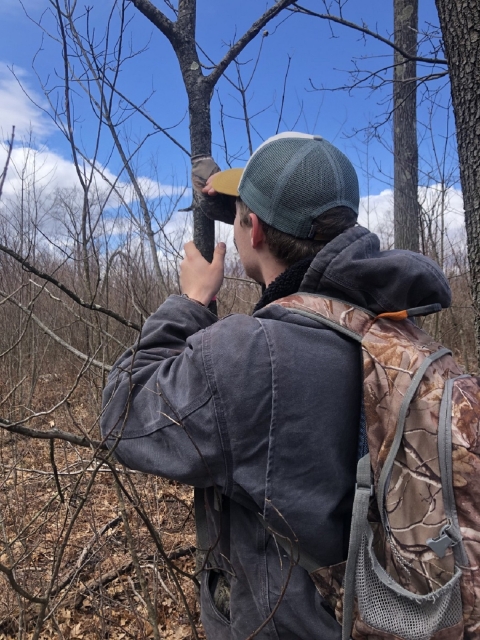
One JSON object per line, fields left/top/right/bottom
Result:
{"left": 51, "top": 516, "right": 122, "bottom": 596}
{"left": 165, "top": 545, "right": 196, "bottom": 562}
{"left": 0, "top": 417, "right": 106, "bottom": 450}
{"left": 74, "top": 561, "right": 133, "bottom": 609}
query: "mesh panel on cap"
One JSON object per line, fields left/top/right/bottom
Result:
{"left": 239, "top": 136, "right": 359, "bottom": 238}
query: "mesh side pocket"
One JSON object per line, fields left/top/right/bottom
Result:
{"left": 355, "top": 526, "right": 463, "bottom": 640}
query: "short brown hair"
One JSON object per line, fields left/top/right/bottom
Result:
{"left": 237, "top": 198, "right": 357, "bottom": 267}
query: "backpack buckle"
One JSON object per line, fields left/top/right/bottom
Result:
{"left": 355, "top": 482, "right": 375, "bottom": 497}
{"left": 426, "top": 524, "right": 455, "bottom": 558}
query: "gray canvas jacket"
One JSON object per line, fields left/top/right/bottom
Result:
{"left": 101, "top": 226, "right": 451, "bottom": 640}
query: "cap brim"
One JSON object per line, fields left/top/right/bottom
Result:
{"left": 210, "top": 168, "right": 244, "bottom": 197}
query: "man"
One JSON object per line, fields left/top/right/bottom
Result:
{"left": 101, "top": 132, "right": 451, "bottom": 639}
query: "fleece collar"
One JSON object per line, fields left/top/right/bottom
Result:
{"left": 253, "top": 256, "right": 313, "bottom": 313}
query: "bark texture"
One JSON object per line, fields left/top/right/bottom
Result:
{"left": 435, "top": 0, "right": 480, "bottom": 363}
{"left": 393, "top": 0, "right": 419, "bottom": 251}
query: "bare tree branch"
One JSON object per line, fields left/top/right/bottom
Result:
{"left": 0, "top": 243, "right": 141, "bottom": 331}
{"left": 0, "top": 415, "right": 106, "bottom": 450}
{"left": 99, "top": 79, "right": 191, "bottom": 156}
{"left": 128, "top": 0, "right": 177, "bottom": 43}
{"left": 207, "top": 0, "right": 298, "bottom": 88}
{"left": 0, "top": 561, "right": 47, "bottom": 605}
{"left": 0, "top": 288, "right": 113, "bottom": 371}
{"left": 0, "top": 126, "right": 15, "bottom": 200}
{"left": 291, "top": 3, "right": 448, "bottom": 66}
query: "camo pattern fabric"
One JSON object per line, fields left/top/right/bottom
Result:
{"left": 351, "top": 619, "right": 464, "bottom": 640}
{"left": 310, "top": 560, "right": 347, "bottom": 619}
{"left": 273, "top": 294, "right": 480, "bottom": 638}
{"left": 451, "top": 377, "right": 480, "bottom": 639}
{"left": 310, "top": 558, "right": 372, "bottom": 631}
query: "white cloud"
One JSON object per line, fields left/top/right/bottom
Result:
{"left": 0, "top": 145, "right": 81, "bottom": 199}
{"left": 0, "top": 144, "right": 189, "bottom": 205}
{"left": 0, "top": 63, "right": 53, "bottom": 140}
{"left": 0, "top": 142, "right": 191, "bottom": 253}
{"left": 116, "top": 176, "right": 190, "bottom": 204}
{"left": 359, "top": 189, "right": 394, "bottom": 231}
{"left": 418, "top": 184, "right": 464, "bottom": 232}
{"left": 359, "top": 185, "right": 465, "bottom": 238}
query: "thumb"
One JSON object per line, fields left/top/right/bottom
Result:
{"left": 212, "top": 242, "right": 226, "bottom": 268}
{"left": 183, "top": 241, "right": 198, "bottom": 258}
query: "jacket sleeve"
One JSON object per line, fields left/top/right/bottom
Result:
{"left": 100, "top": 295, "right": 227, "bottom": 489}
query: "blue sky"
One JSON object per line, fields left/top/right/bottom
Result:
{"left": 0, "top": 0, "right": 463, "bottom": 241}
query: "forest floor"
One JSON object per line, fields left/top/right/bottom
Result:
{"left": 0, "top": 373, "right": 205, "bottom": 640}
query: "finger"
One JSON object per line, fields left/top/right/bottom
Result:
{"left": 202, "top": 176, "right": 218, "bottom": 196}
{"left": 212, "top": 242, "right": 226, "bottom": 268}
{"left": 201, "top": 185, "right": 218, "bottom": 195}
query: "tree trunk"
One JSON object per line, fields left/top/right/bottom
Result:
{"left": 393, "top": 0, "right": 419, "bottom": 251}
{"left": 189, "top": 91, "right": 215, "bottom": 262}
{"left": 129, "top": 0, "right": 297, "bottom": 264}
{"left": 435, "top": 0, "right": 480, "bottom": 366}
{"left": 174, "top": 0, "right": 216, "bottom": 262}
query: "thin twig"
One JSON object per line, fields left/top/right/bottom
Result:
{"left": 50, "top": 439, "right": 65, "bottom": 504}
{"left": 0, "top": 288, "right": 112, "bottom": 371}
{"left": 51, "top": 516, "right": 122, "bottom": 596}
{"left": 0, "top": 126, "right": 15, "bottom": 200}
{"left": 291, "top": 4, "right": 448, "bottom": 65}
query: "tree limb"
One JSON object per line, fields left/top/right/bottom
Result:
{"left": 0, "top": 288, "right": 112, "bottom": 371}
{"left": 292, "top": 4, "right": 448, "bottom": 66}
{"left": 128, "top": 0, "right": 177, "bottom": 45}
{"left": 0, "top": 243, "right": 141, "bottom": 331}
{"left": 0, "top": 417, "right": 106, "bottom": 450}
{"left": 207, "top": 0, "right": 298, "bottom": 88}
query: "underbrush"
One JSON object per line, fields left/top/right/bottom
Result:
{"left": 0, "top": 373, "right": 204, "bottom": 640}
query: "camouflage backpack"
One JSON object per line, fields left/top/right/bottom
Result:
{"left": 270, "top": 293, "right": 480, "bottom": 640}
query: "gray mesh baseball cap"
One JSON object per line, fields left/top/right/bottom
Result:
{"left": 210, "top": 132, "right": 359, "bottom": 239}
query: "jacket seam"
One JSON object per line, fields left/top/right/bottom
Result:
{"left": 202, "top": 326, "right": 233, "bottom": 496}
{"left": 255, "top": 318, "right": 281, "bottom": 640}
{"left": 256, "top": 318, "right": 277, "bottom": 517}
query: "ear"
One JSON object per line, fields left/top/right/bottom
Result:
{"left": 250, "top": 213, "right": 265, "bottom": 248}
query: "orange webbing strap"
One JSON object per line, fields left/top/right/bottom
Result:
{"left": 376, "top": 304, "right": 442, "bottom": 322}
{"left": 375, "top": 310, "right": 409, "bottom": 321}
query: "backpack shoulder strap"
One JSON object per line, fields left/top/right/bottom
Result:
{"left": 270, "top": 293, "right": 442, "bottom": 340}
{"left": 270, "top": 293, "right": 453, "bottom": 528}
{"left": 269, "top": 293, "right": 374, "bottom": 343}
